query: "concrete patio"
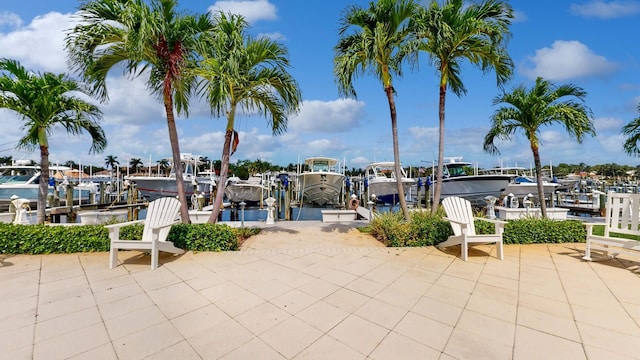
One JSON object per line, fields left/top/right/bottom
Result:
{"left": 1, "top": 221, "right": 639, "bottom": 359}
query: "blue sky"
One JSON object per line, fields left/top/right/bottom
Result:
{"left": 0, "top": 0, "right": 639, "bottom": 172}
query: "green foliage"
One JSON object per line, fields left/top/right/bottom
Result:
{"left": 0, "top": 222, "right": 243, "bottom": 254}
{"left": 503, "top": 219, "right": 586, "bottom": 244}
{"left": 474, "top": 219, "right": 496, "bottom": 234}
{"left": 368, "top": 210, "right": 453, "bottom": 247}
{"left": 589, "top": 224, "right": 640, "bottom": 240}
{"left": 367, "top": 210, "right": 589, "bottom": 247}
{"left": 407, "top": 211, "right": 453, "bottom": 246}
{"left": 169, "top": 223, "right": 238, "bottom": 252}
{"left": 368, "top": 212, "right": 410, "bottom": 247}
{"left": 234, "top": 227, "right": 261, "bottom": 241}
{"left": 0, "top": 224, "right": 109, "bottom": 254}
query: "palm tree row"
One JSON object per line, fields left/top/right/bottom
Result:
{"left": 65, "top": 0, "right": 301, "bottom": 223}
{"left": 2, "top": 0, "right": 635, "bottom": 225}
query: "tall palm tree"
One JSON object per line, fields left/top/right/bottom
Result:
{"left": 483, "top": 77, "right": 595, "bottom": 217}
{"left": 334, "top": 0, "right": 420, "bottom": 219}
{"left": 413, "top": 0, "right": 514, "bottom": 211}
{"left": 196, "top": 12, "right": 302, "bottom": 223}
{"left": 66, "top": 0, "right": 216, "bottom": 223}
{"left": 104, "top": 155, "right": 119, "bottom": 172}
{"left": 0, "top": 58, "right": 106, "bottom": 224}
{"left": 622, "top": 104, "right": 640, "bottom": 156}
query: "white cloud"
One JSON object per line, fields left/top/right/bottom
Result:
{"left": 0, "top": 12, "right": 22, "bottom": 28}
{"left": 520, "top": 40, "right": 618, "bottom": 81}
{"left": 512, "top": 10, "right": 528, "bottom": 23}
{"left": 350, "top": 156, "right": 370, "bottom": 165}
{"left": 570, "top": 0, "right": 640, "bottom": 19}
{"left": 208, "top": 0, "right": 277, "bottom": 23}
{"left": 0, "top": 12, "right": 75, "bottom": 74}
{"left": 594, "top": 117, "right": 623, "bottom": 132}
{"left": 101, "top": 76, "right": 165, "bottom": 126}
{"left": 290, "top": 98, "right": 365, "bottom": 134}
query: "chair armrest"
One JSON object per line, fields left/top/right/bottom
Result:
{"left": 443, "top": 217, "right": 467, "bottom": 225}
{"left": 148, "top": 219, "right": 181, "bottom": 231}
{"left": 105, "top": 219, "right": 145, "bottom": 229}
{"left": 583, "top": 222, "right": 599, "bottom": 236}
{"left": 474, "top": 217, "right": 507, "bottom": 226}
{"left": 105, "top": 219, "right": 145, "bottom": 242}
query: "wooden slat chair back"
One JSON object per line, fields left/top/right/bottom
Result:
{"left": 440, "top": 196, "right": 505, "bottom": 261}
{"left": 107, "top": 197, "right": 183, "bottom": 270}
{"left": 583, "top": 191, "right": 640, "bottom": 264}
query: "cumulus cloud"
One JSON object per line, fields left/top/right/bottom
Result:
{"left": 594, "top": 117, "right": 624, "bottom": 132}
{"left": 570, "top": 0, "right": 640, "bottom": 19}
{"left": 0, "top": 11, "right": 22, "bottom": 28}
{"left": 520, "top": 40, "right": 618, "bottom": 81}
{"left": 290, "top": 98, "right": 366, "bottom": 133}
{"left": 0, "top": 12, "right": 75, "bottom": 74}
{"left": 208, "top": 0, "right": 277, "bottom": 23}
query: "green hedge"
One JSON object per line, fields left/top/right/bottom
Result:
{"left": 368, "top": 211, "right": 588, "bottom": 247}
{"left": 0, "top": 222, "right": 244, "bottom": 254}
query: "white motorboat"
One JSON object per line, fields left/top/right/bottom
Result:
{"left": 0, "top": 161, "right": 88, "bottom": 211}
{"left": 481, "top": 166, "right": 560, "bottom": 203}
{"left": 364, "top": 162, "right": 415, "bottom": 205}
{"left": 298, "top": 157, "right": 345, "bottom": 206}
{"left": 127, "top": 153, "right": 216, "bottom": 203}
{"left": 224, "top": 174, "right": 269, "bottom": 206}
{"left": 435, "top": 157, "right": 514, "bottom": 207}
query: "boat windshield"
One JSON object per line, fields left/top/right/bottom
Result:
{"left": 312, "top": 161, "right": 329, "bottom": 172}
{"left": 0, "top": 167, "right": 38, "bottom": 183}
{"left": 447, "top": 166, "right": 466, "bottom": 177}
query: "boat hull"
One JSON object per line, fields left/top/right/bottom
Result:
{"left": 368, "top": 179, "right": 415, "bottom": 205}
{"left": 299, "top": 172, "right": 345, "bottom": 206}
{"left": 131, "top": 177, "right": 213, "bottom": 203}
{"left": 224, "top": 183, "right": 267, "bottom": 205}
{"left": 439, "top": 175, "right": 513, "bottom": 207}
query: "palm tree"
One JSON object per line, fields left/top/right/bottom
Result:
{"left": 157, "top": 158, "right": 171, "bottom": 176}
{"left": 483, "top": 77, "right": 595, "bottom": 217}
{"left": 622, "top": 104, "right": 640, "bottom": 156}
{"left": 66, "top": 0, "right": 216, "bottom": 223}
{"left": 104, "top": 155, "right": 119, "bottom": 172}
{"left": 413, "top": 0, "right": 514, "bottom": 211}
{"left": 0, "top": 58, "right": 106, "bottom": 224}
{"left": 334, "top": 0, "right": 420, "bottom": 219}
{"left": 129, "top": 158, "right": 143, "bottom": 174}
{"left": 196, "top": 12, "right": 302, "bottom": 223}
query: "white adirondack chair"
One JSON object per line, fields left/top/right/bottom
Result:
{"left": 107, "top": 197, "right": 184, "bottom": 270}
{"left": 440, "top": 196, "right": 505, "bottom": 261}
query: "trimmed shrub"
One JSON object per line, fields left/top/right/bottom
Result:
{"left": 503, "top": 218, "right": 586, "bottom": 244}
{"left": 0, "top": 224, "right": 109, "bottom": 254}
{"left": 0, "top": 222, "right": 242, "bottom": 254}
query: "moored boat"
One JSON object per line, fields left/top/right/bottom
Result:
{"left": 435, "top": 157, "right": 514, "bottom": 207}
{"left": 224, "top": 174, "right": 269, "bottom": 206}
{"left": 127, "top": 153, "right": 216, "bottom": 203}
{"left": 298, "top": 157, "right": 345, "bottom": 206}
{"left": 364, "top": 162, "right": 415, "bottom": 205}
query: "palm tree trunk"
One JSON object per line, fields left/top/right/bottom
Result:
{"left": 431, "top": 83, "right": 447, "bottom": 212}
{"left": 208, "top": 130, "right": 232, "bottom": 223}
{"left": 163, "top": 93, "right": 190, "bottom": 223}
{"left": 531, "top": 144, "right": 547, "bottom": 218}
{"left": 385, "top": 86, "right": 410, "bottom": 219}
{"left": 37, "top": 144, "right": 49, "bottom": 224}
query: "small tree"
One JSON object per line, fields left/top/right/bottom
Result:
{"left": 483, "top": 77, "right": 595, "bottom": 217}
{"left": 0, "top": 58, "right": 106, "bottom": 224}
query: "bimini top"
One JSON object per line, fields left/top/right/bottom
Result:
{"left": 303, "top": 157, "right": 340, "bottom": 173}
